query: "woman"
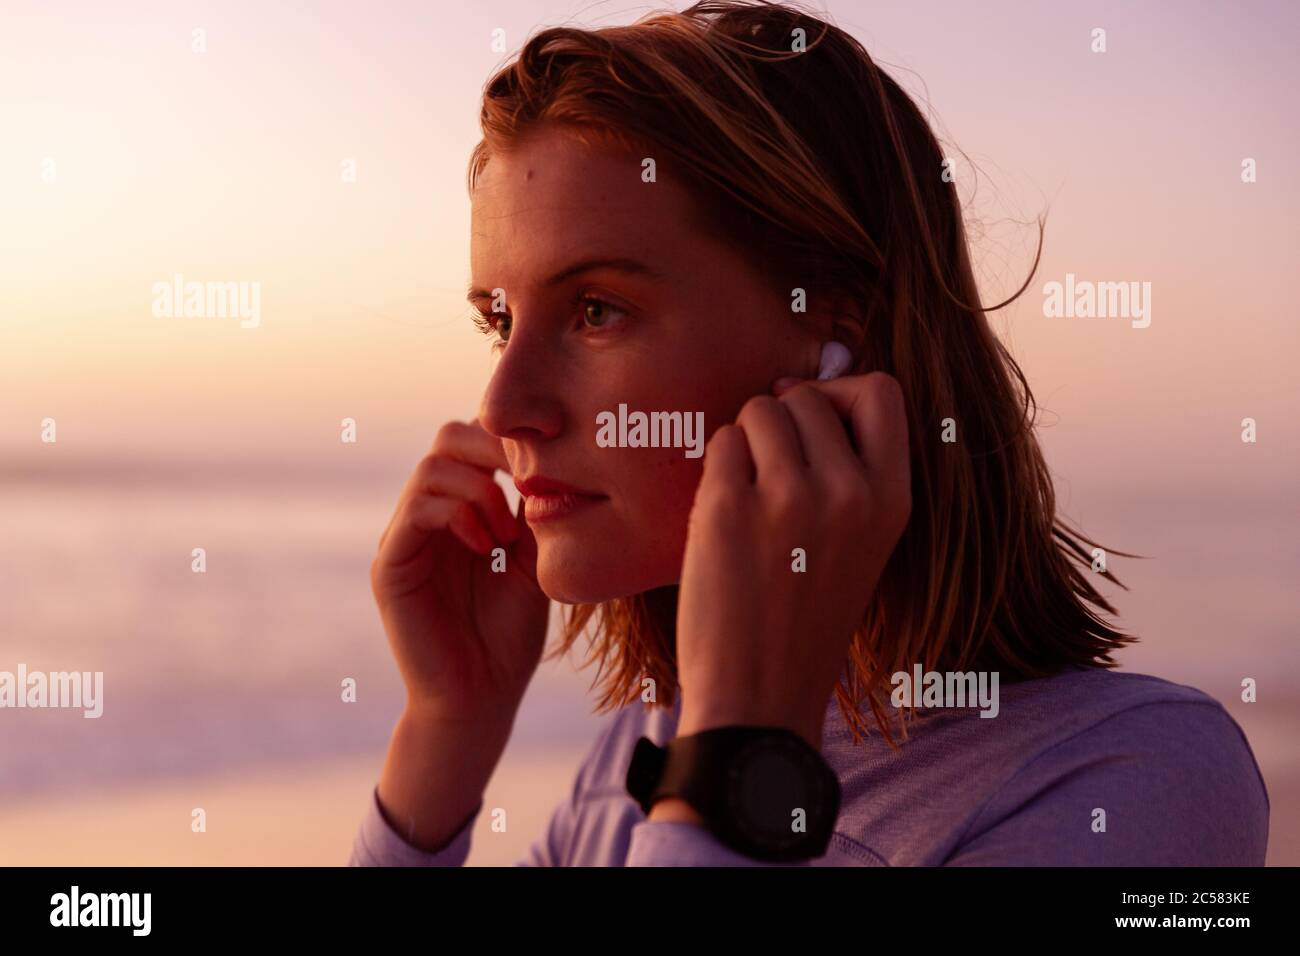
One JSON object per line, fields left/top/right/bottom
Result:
{"left": 349, "top": 0, "right": 1268, "bottom": 866}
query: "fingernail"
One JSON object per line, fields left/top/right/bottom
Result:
{"left": 772, "top": 376, "right": 802, "bottom": 394}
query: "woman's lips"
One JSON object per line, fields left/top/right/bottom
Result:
{"left": 514, "top": 475, "right": 608, "bottom": 524}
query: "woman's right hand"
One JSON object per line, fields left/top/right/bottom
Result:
{"left": 370, "top": 419, "right": 550, "bottom": 726}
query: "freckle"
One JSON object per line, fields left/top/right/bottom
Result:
{"left": 526, "top": 169, "right": 535, "bottom": 181}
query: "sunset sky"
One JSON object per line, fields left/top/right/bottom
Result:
{"left": 2, "top": 0, "right": 1296, "bottom": 496}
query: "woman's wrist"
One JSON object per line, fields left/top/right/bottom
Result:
{"left": 375, "top": 703, "right": 511, "bottom": 852}
{"left": 677, "top": 703, "right": 825, "bottom": 752}
{"left": 646, "top": 796, "right": 705, "bottom": 826}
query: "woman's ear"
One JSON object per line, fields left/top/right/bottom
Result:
{"left": 792, "top": 293, "right": 866, "bottom": 381}
{"left": 829, "top": 296, "right": 867, "bottom": 356}
{"left": 810, "top": 293, "right": 866, "bottom": 356}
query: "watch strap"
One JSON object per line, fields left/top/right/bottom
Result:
{"left": 626, "top": 726, "right": 841, "bottom": 863}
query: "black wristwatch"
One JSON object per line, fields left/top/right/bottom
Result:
{"left": 625, "top": 726, "right": 841, "bottom": 863}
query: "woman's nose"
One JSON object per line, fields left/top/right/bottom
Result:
{"left": 477, "top": 326, "right": 565, "bottom": 444}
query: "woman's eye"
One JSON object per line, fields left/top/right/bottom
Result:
{"left": 581, "top": 296, "right": 628, "bottom": 330}
{"left": 472, "top": 310, "right": 511, "bottom": 346}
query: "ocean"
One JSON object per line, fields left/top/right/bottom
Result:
{"left": 1, "top": 455, "right": 1295, "bottom": 863}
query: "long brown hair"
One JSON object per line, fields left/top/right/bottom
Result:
{"left": 467, "top": 0, "right": 1136, "bottom": 746}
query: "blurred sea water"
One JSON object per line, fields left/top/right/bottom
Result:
{"left": 1, "top": 453, "right": 1296, "bottom": 863}
{"left": 0, "top": 455, "right": 605, "bottom": 805}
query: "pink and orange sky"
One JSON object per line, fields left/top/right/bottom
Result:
{"left": 2, "top": 0, "right": 1296, "bottom": 490}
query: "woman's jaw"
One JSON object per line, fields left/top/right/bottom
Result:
{"left": 508, "top": 449, "right": 699, "bottom": 605}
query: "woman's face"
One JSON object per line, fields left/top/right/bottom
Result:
{"left": 471, "top": 125, "right": 822, "bottom": 603}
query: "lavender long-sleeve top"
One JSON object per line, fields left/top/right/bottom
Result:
{"left": 348, "top": 667, "right": 1269, "bottom": 866}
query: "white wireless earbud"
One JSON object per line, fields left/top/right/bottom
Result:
{"left": 816, "top": 341, "right": 853, "bottom": 380}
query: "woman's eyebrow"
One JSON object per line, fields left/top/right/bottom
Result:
{"left": 466, "top": 256, "right": 662, "bottom": 302}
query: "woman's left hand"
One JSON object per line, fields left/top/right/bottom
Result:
{"left": 673, "top": 372, "right": 912, "bottom": 752}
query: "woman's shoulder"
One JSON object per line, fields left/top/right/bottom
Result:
{"left": 986, "top": 667, "right": 1268, "bottom": 805}
{"left": 822, "top": 665, "right": 1270, "bottom": 864}
{"left": 954, "top": 667, "right": 1270, "bottom": 864}
{"left": 1001, "top": 665, "right": 1230, "bottom": 718}
{"left": 836, "top": 665, "right": 1254, "bottom": 765}
{"left": 1020, "top": 666, "right": 1262, "bottom": 768}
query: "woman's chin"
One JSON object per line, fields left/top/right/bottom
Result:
{"left": 535, "top": 548, "right": 668, "bottom": 605}
{"left": 535, "top": 565, "right": 626, "bottom": 605}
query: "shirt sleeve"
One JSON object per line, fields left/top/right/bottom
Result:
{"left": 625, "top": 820, "right": 813, "bottom": 866}
{"left": 347, "top": 787, "right": 481, "bottom": 867}
{"left": 347, "top": 720, "right": 610, "bottom": 866}
{"left": 514, "top": 781, "right": 579, "bottom": 866}
{"left": 944, "top": 700, "right": 1270, "bottom": 866}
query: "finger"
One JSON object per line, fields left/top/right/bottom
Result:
{"left": 734, "top": 394, "right": 807, "bottom": 484}
{"left": 447, "top": 501, "right": 497, "bottom": 556}
{"left": 700, "top": 423, "right": 755, "bottom": 488}
{"left": 775, "top": 381, "right": 864, "bottom": 474}
{"left": 771, "top": 376, "right": 802, "bottom": 393}
{"left": 794, "top": 373, "right": 910, "bottom": 492}
{"left": 430, "top": 419, "right": 511, "bottom": 474}
{"left": 376, "top": 495, "right": 461, "bottom": 568}
{"left": 411, "top": 457, "right": 519, "bottom": 544}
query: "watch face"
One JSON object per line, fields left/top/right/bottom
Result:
{"left": 726, "top": 736, "right": 832, "bottom": 850}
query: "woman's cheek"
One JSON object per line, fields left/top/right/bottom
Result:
{"left": 639, "top": 451, "right": 706, "bottom": 562}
